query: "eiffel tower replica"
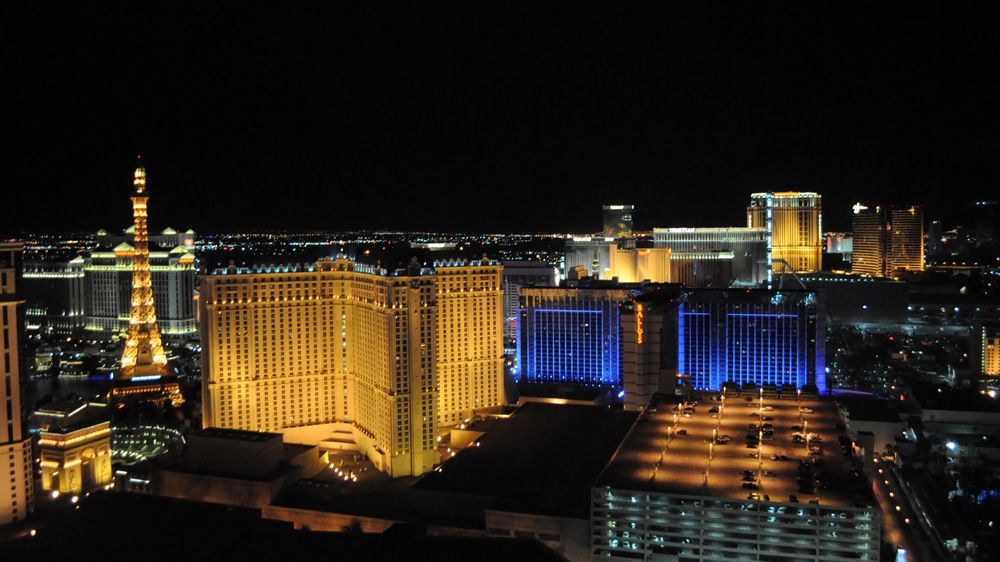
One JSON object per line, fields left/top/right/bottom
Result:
{"left": 108, "top": 159, "right": 184, "bottom": 409}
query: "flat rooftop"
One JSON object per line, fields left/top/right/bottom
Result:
{"left": 595, "top": 392, "right": 877, "bottom": 508}
{"left": 415, "top": 401, "right": 638, "bottom": 519}
{"left": 273, "top": 402, "right": 638, "bottom": 525}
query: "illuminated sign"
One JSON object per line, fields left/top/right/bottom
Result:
{"left": 636, "top": 303, "right": 644, "bottom": 345}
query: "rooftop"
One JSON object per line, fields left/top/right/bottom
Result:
{"left": 595, "top": 392, "right": 877, "bottom": 509}
{"left": 415, "top": 402, "right": 638, "bottom": 519}
{"left": 33, "top": 400, "right": 109, "bottom": 433}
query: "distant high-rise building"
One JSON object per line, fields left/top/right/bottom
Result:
{"left": 21, "top": 254, "right": 87, "bottom": 335}
{"left": 971, "top": 200, "right": 997, "bottom": 253}
{"left": 108, "top": 162, "right": 184, "bottom": 408}
{"left": 985, "top": 330, "right": 1000, "bottom": 378}
{"left": 667, "top": 251, "right": 734, "bottom": 288}
{"left": 501, "top": 261, "right": 558, "bottom": 348}
{"left": 748, "top": 192, "right": 823, "bottom": 275}
{"left": 608, "top": 245, "right": 672, "bottom": 283}
{"left": 603, "top": 204, "right": 635, "bottom": 237}
{"left": 926, "top": 220, "right": 945, "bottom": 258}
{"left": 200, "top": 255, "right": 504, "bottom": 478}
{"left": 564, "top": 236, "right": 635, "bottom": 280}
{"left": 1, "top": 242, "right": 34, "bottom": 525}
{"left": 971, "top": 322, "right": 1000, "bottom": 390}
{"left": 851, "top": 203, "right": 925, "bottom": 278}
{"left": 653, "top": 227, "right": 769, "bottom": 286}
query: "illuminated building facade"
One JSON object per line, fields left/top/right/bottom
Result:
{"left": 985, "top": 330, "right": 1000, "bottom": 377}
{"left": 603, "top": 204, "right": 635, "bottom": 237}
{"left": 609, "top": 246, "right": 671, "bottom": 284}
{"left": 501, "top": 261, "right": 558, "bottom": 348}
{"left": 85, "top": 226, "right": 197, "bottom": 341}
{"left": 21, "top": 255, "right": 87, "bottom": 335}
{"left": 851, "top": 203, "right": 925, "bottom": 278}
{"left": 108, "top": 163, "right": 184, "bottom": 408}
{"left": 565, "top": 236, "right": 635, "bottom": 281}
{"left": 678, "top": 288, "right": 827, "bottom": 394}
{"left": 972, "top": 322, "right": 1000, "bottom": 391}
{"left": 653, "top": 227, "right": 768, "bottom": 286}
{"left": 668, "top": 251, "right": 734, "bottom": 288}
{"left": 517, "top": 286, "right": 630, "bottom": 387}
{"left": 518, "top": 284, "right": 825, "bottom": 397}
{"left": 1, "top": 242, "right": 34, "bottom": 525}
{"left": 748, "top": 192, "right": 823, "bottom": 275}
{"left": 200, "top": 255, "right": 503, "bottom": 477}
{"left": 34, "top": 401, "right": 113, "bottom": 495}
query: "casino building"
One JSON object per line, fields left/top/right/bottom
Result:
{"left": 519, "top": 283, "right": 827, "bottom": 402}
{"left": 748, "top": 192, "right": 823, "bottom": 276}
{"left": 199, "top": 254, "right": 504, "bottom": 477}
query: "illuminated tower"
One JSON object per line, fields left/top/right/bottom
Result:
{"left": 603, "top": 204, "right": 635, "bottom": 237}
{"left": 851, "top": 203, "right": 924, "bottom": 278}
{"left": 109, "top": 160, "right": 183, "bottom": 408}
{"left": 748, "top": 192, "right": 822, "bottom": 276}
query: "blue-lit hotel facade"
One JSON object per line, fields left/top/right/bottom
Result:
{"left": 677, "top": 288, "right": 827, "bottom": 394}
{"left": 518, "top": 284, "right": 827, "bottom": 397}
{"left": 517, "top": 286, "right": 630, "bottom": 387}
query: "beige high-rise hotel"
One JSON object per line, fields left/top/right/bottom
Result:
{"left": 200, "top": 254, "right": 504, "bottom": 477}
{"left": 748, "top": 191, "right": 823, "bottom": 274}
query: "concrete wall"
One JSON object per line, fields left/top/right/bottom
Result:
{"left": 157, "top": 467, "right": 301, "bottom": 509}
{"left": 484, "top": 509, "right": 590, "bottom": 562}
{"left": 261, "top": 505, "right": 399, "bottom": 533}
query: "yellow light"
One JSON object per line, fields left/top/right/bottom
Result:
{"left": 636, "top": 303, "right": 644, "bottom": 345}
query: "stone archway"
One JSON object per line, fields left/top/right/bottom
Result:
{"left": 81, "top": 447, "right": 97, "bottom": 490}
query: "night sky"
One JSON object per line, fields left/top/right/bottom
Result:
{"left": 6, "top": 4, "right": 997, "bottom": 235}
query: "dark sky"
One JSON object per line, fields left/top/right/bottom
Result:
{"left": 5, "top": 4, "right": 997, "bottom": 235}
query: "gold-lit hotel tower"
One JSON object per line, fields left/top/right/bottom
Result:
{"left": 200, "top": 255, "right": 504, "bottom": 477}
{"left": 748, "top": 191, "right": 822, "bottom": 275}
{"left": 1, "top": 242, "right": 34, "bottom": 525}
{"left": 109, "top": 161, "right": 184, "bottom": 408}
{"left": 851, "top": 203, "right": 924, "bottom": 278}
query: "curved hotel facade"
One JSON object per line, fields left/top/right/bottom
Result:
{"left": 200, "top": 255, "right": 504, "bottom": 477}
{"left": 748, "top": 192, "right": 823, "bottom": 275}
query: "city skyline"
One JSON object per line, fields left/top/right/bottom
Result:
{"left": 7, "top": 4, "right": 997, "bottom": 236}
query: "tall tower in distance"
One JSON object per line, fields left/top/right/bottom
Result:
{"left": 109, "top": 159, "right": 183, "bottom": 408}
{"left": 603, "top": 204, "right": 635, "bottom": 237}
{"left": 748, "top": 192, "right": 822, "bottom": 275}
{"left": 851, "top": 202, "right": 924, "bottom": 278}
